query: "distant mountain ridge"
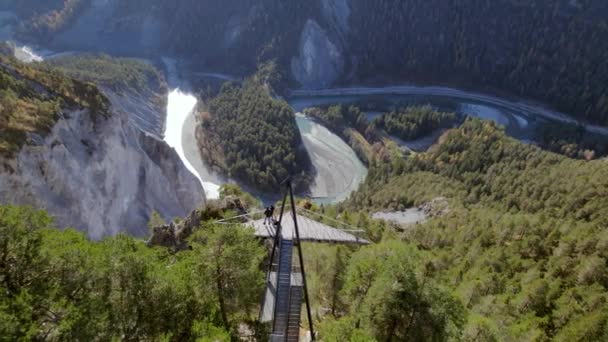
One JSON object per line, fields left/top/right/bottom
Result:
{"left": 10, "top": 0, "right": 606, "bottom": 126}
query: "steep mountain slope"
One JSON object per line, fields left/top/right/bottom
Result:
{"left": 46, "top": 54, "right": 168, "bottom": 138}
{"left": 11, "top": 1, "right": 608, "bottom": 126}
{"left": 0, "top": 54, "right": 204, "bottom": 238}
{"left": 335, "top": 118, "right": 608, "bottom": 340}
{"left": 347, "top": 0, "right": 608, "bottom": 126}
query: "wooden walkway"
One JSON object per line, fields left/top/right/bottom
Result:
{"left": 260, "top": 271, "right": 304, "bottom": 323}
{"left": 246, "top": 211, "right": 370, "bottom": 244}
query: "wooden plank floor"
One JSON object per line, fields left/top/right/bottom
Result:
{"left": 246, "top": 212, "right": 370, "bottom": 244}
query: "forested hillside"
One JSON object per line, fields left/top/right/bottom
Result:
{"left": 159, "top": 0, "right": 321, "bottom": 75}
{"left": 197, "top": 75, "right": 310, "bottom": 192}
{"left": 0, "top": 205, "right": 265, "bottom": 340}
{"left": 535, "top": 120, "right": 608, "bottom": 160}
{"left": 45, "top": 54, "right": 164, "bottom": 93}
{"left": 372, "top": 106, "right": 459, "bottom": 141}
{"left": 348, "top": 0, "right": 608, "bottom": 125}
{"left": 3, "top": 1, "right": 608, "bottom": 340}
{"left": 322, "top": 119, "right": 608, "bottom": 340}
{"left": 3, "top": 119, "right": 608, "bottom": 340}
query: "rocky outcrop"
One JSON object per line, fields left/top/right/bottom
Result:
{"left": 103, "top": 85, "right": 167, "bottom": 139}
{"left": 420, "top": 197, "right": 450, "bottom": 218}
{"left": 148, "top": 195, "right": 248, "bottom": 250}
{"left": 148, "top": 208, "right": 205, "bottom": 251}
{"left": 0, "top": 95, "right": 204, "bottom": 239}
{"left": 291, "top": 19, "right": 344, "bottom": 89}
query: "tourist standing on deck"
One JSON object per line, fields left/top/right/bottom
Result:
{"left": 269, "top": 205, "right": 275, "bottom": 223}
{"left": 264, "top": 207, "right": 271, "bottom": 225}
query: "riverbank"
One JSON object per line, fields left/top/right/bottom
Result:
{"left": 295, "top": 113, "right": 367, "bottom": 203}
{"left": 162, "top": 57, "right": 223, "bottom": 200}
{"left": 291, "top": 85, "right": 608, "bottom": 136}
{"left": 6, "top": 39, "right": 605, "bottom": 204}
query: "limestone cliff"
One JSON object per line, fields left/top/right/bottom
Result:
{"left": 0, "top": 66, "right": 204, "bottom": 238}
{"left": 291, "top": 19, "right": 344, "bottom": 89}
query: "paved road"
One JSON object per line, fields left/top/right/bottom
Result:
{"left": 291, "top": 85, "right": 608, "bottom": 136}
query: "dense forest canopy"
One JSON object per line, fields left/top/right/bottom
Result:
{"left": 2, "top": 118, "right": 608, "bottom": 340}
{"left": 347, "top": 0, "right": 608, "bottom": 125}
{"left": 157, "top": 0, "right": 322, "bottom": 75}
{"left": 0, "top": 205, "right": 265, "bottom": 340}
{"left": 261, "top": 112, "right": 607, "bottom": 340}
{"left": 372, "top": 106, "right": 459, "bottom": 141}
{"left": 45, "top": 54, "right": 165, "bottom": 93}
{"left": 535, "top": 120, "right": 608, "bottom": 160}
{"left": 191, "top": 0, "right": 608, "bottom": 125}
{"left": 197, "top": 74, "right": 310, "bottom": 192}
{"left": 317, "top": 119, "right": 608, "bottom": 340}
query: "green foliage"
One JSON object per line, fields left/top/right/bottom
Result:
{"left": 350, "top": 171, "right": 466, "bottom": 212}
{"left": 335, "top": 241, "right": 465, "bottom": 341}
{"left": 302, "top": 244, "right": 352, "bottom": 318}
{"left": 535, "top": 120, "right": 608, "bottom": 159}
{"left": 218, "top": 184, "right": 262, "bottom": 209}
{"left": 46, "top": 54, "right": 165, "bottom": 93}
{"left": 373, "top": 105, "right": 458, "bottom": 141}
{"left": 305, "top": 105, "right": 370, "bottom": 136}
{"left": 0, "top": 205, "right": 265, "bottom": 340}
{"left": 13, "top": 1, "right": 608, "bottom": 125}
{"left": 253, "top": 60, "right": 289, "bottom": 95}
{"left": 318, "top": 316, "right": 377, "bottom": 342}
{"left": 199, "top": 79, "right": 310, "bottom": 191}
{"left": 342, "top": 117, "right": 608, "bottom": 339}
{"left": 190, "top": 224, "right": 265, "bottom": 332}
{"left": 3, "top": 99, "right": 608, "bottom": 340}
{"left": 147, "top": 210, "right": 165, "bottom": 235}
{"left": 0, "top": 205, "right": 52, "bottom": 340}
{"left": 121, "top": 0, "right": 608, "bottom": 125}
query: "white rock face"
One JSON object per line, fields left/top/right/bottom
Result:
{"left": 291, "top": 20, "right": 344, "bottom": 89}
{"left": 104, "top": 87, "right": 166, "bottom": 138}
{"left": 0, "top": 103, "right": 204, "bottom": 239}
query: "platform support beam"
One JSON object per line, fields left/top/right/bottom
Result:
{"left": 287, "top": 180, "right": 315, "bottom": 340}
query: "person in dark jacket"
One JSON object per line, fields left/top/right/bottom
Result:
{"left": 269, "top": 205, "right": 275, "bottom": 222}
{"left": 264, "top": 207, "right": 271, "bottom": 225}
